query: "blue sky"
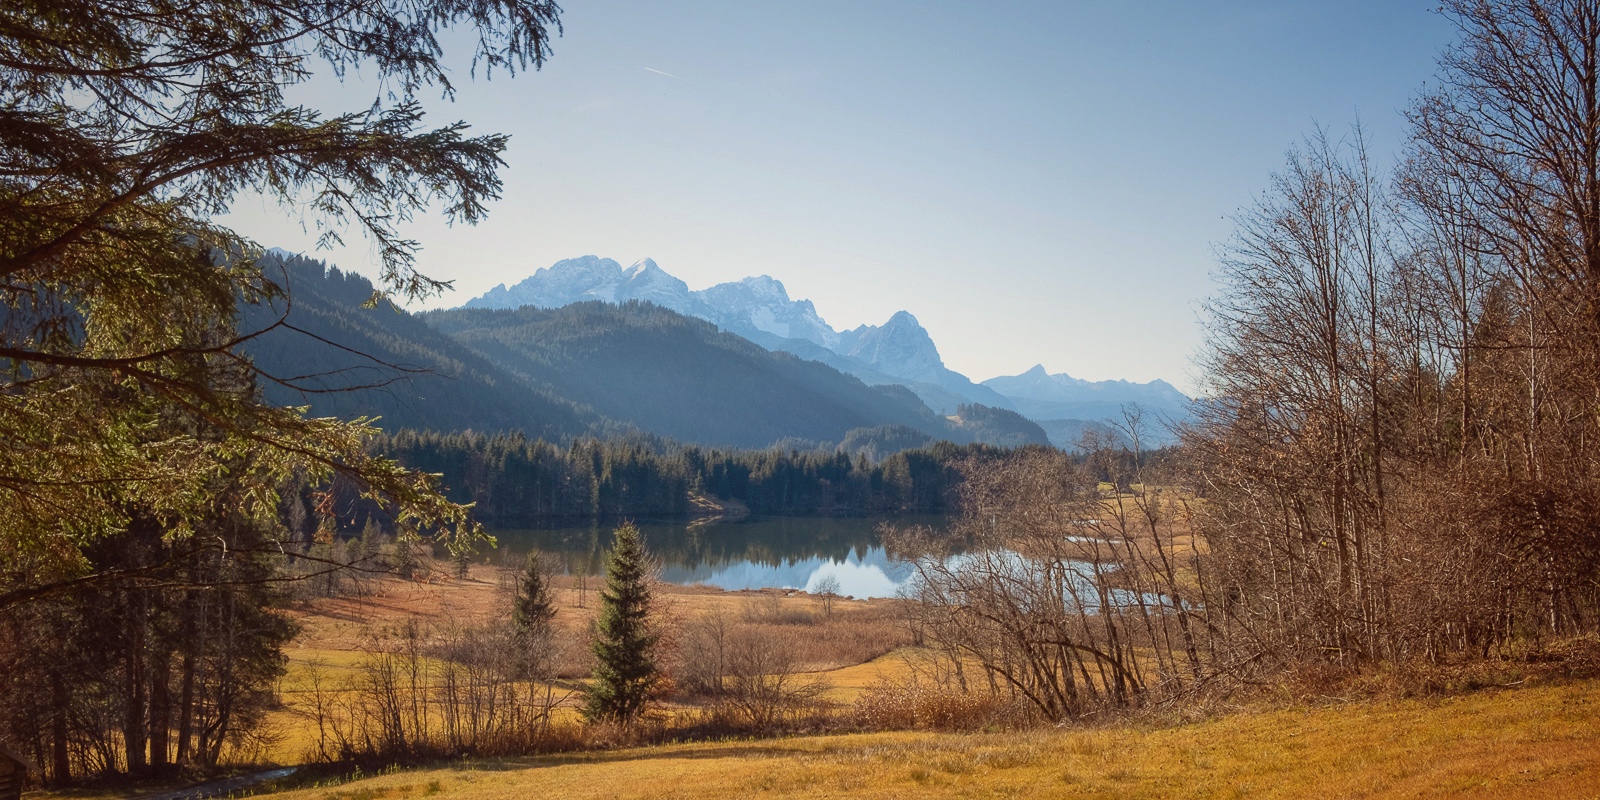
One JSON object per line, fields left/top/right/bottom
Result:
{"left": 221, "top": 1, "right": 1456, "bottom": 393}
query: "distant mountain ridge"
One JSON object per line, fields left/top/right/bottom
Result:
{"left": 982, "top": 364, "right": 1191, "bottom": 419}
{"left": 424, "top": 300, "right": 961, "bottom": 449}
{"left": 463, "top": 256, "right": 1193, "bottom": 448}
{"left": 241, "top": 255, "right": 598, "bottom": 440}
{"left": 982, "top": 365, "right": 1193, "bottom": 446}
{"left": 241, "top": 253, "right": 1050, "bottom": 452}
{"left": 463, "top": 256, "right": 1013, "bottom": 414}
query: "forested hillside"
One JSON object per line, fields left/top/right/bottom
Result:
{"left": 241, "top": 258, "right": 1046, "bottom": 453}
{"left": 946, "top": 403, "right": 1050, "bottom": 448}
{"left": 421, "top": 302, "right": 959, "bottom": 449}
{"left": 241, "top": 254, "right": 599, "bottom": 439}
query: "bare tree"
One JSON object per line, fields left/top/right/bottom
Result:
{"left": 1185, "top": 0, "right": 1600, "bottom": 679}
{"left": 813, "top": 575, "right": 841, "bottom": 619}
{"left": 887, "top": 445, "right": 1197, "bottom": 721}
{"left": 721, "top": 628, "right": 828, "bottom": 730}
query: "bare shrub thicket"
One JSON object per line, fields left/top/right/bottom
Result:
{"left": 850, "top": 649, "right": 1032, "bottom": 731}
{"left": 720, "top": 627, "right": 829, "bottom": 729}
{"left": 674, "top": 604, "right": 832, "bottom": 731}
{"left": 885, "top": 441, "right": 1201, "bottom": 722}
{"left": 1190, "top": 0, "right": 1600, "bottom": 681}
{"left": 895, "top": 0, "right": 1600, "bottom": 715}
{"left": 298, "top": 620, "right": 572, "bottom": 761}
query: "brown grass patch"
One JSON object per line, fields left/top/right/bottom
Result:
{"left": 209, "top": 678, "right": 1600, "bottom": 800}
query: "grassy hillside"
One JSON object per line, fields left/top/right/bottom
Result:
{"left": 241, "top": 679, "right": 1599, "bottom": 799}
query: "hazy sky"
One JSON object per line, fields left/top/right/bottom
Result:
{"left": 221, "top": 1, "right": 1456, "bottom": 393}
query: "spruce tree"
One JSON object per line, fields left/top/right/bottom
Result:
{"left": 513, "top": 551, "right": 557, "bottom": 677}
{"left": 0, "top": 0, "right": 558, "bottom": 608}
{"left": 582, "top": 523, "right": 659, "bottom": 724}
{"left": 358, "top": 517, "right": 382, "bottom": 567}
{"left": 514, "top": 551, "right": 557, "bottom": 632}
{"left": 394, "top": 538, "right": 417, "bottom": 579}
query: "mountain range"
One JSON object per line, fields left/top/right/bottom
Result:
{"left": 983, "top": 366, "right": 1192, "bottom": 433}
{"left": 465, "top": 257, "right": 1014, "bottom": 414}
{"left": 464, "top": 256, "right": 1193, "bottom": 446}
{"left": 241, "top": 253, "right": 1051, "bottom": 452}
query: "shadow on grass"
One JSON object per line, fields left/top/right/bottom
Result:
{"left": 444, "top": 740, "right": 838, "bottom": 774}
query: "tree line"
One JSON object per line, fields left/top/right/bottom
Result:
{"left": 0, "top": 0, "right": 558, "bottom": 785}
{"left": 369, "top": 430, "right": 1036, "bottom": 522}
{"left": 1189, "top": 0, "right": 1600, "bottom": 670}
{"left": 865, "top": 0, "right": 1600, "bottom": 725}
{"left": 1, "top": 485, "right": 301, "bottom": 779}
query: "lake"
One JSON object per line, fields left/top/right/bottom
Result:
{"left": 486, "top": 516, "right": 943, "bottom": 599}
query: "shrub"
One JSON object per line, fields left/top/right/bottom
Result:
{"left": 852, "top": 678, "right": 1030, "bottom": 732}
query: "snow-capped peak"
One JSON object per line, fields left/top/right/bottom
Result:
{"left": 623, "top": 257, "right": 662, "bottom": 278}
{"left": 456, "top": 254, "right": 1031, "bottom": 415}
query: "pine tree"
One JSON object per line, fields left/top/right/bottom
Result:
{"left": 514, "top": 551, "right": 557, "bottom": 632}
{"left": 358, "top": 517, "right": 382, "bottom": 568}
{"left": 582, "top": 523, "right": 659, "bottom": 724}
{"left": 394, "top": 538, "right": 417, "bottom": 579}
{"left": 313, "top": 516, "right": 339, "bottom": 597}
{"left": 513, "top": 551, "right": 557, "bottom": 677}
{"left": 0, "top": 0, "right": 556, "bottom": 610}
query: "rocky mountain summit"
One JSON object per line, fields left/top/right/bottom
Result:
{"left": 463, "top": 256, "right": 1009, "bottom": 413}
{"left": 463, "top": 256, "right": 1191, "bottom": 446}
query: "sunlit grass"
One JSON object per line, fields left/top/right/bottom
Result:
{"left": 237, "top": 679, "right": 1600, "bottom": 799}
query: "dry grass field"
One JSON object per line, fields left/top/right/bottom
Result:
{"left": 279, "top": 563, "right": 911, "bottom": 685}
{"left": 241, "top": 567, "right": 1600, "bottom": 799}
{"left": 27, "top": 565, "right": 1600, "bottom": 800}
{"left": 234, "top": 678, "right": 1600, "bottom": 800}
{"left": 261, "top": 563, "right": 915, "bottom": 764}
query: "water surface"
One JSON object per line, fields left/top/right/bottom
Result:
{"left": 488, "top": 516, "right": 942, "bottom": 599}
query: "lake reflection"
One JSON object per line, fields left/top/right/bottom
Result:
{"left": 488, "top": 516, "right": 938, "bottom": 599}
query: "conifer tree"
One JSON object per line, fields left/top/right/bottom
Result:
{"left": 394, "top": 539, "right": 417, "bottom": 579}
{"left": 513, "top": 551, "right": 557, "bottom": 677}
{"left": 0, "top": 0, "right": 560, "bottom": 611}
{"left": 581, "top": 523, "right": 659, "bottom": 724}
{"left": 358, "top": 517, "right": 382, "bottom": 568}
{"left": 514, "top": 551, "right": 557, "bottom": 633}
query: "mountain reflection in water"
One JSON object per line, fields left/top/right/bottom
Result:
{"left": 487, "top": 516, "right": 940, "bottom": 599}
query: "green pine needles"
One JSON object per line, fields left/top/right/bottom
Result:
{"left": 514, "top": 551, "right": 557, "bottom": 633}
{"left": 513, "top": 550, "right": 557, "bottom": 678}
{"left": 582, "top": 523, "right": 660, "bottom": 725}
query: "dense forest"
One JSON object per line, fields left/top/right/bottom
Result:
{"left": 369, "top": 431, "right": 1034, "bottom": 522}
{"left": 239, "top": 256, "right": 603, "bottom": 439}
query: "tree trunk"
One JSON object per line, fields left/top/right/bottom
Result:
{"left": 149, "top": 652, "right": 171, "bottom": 771}
{"left": 175, "top": 650, "right": 195, "bottom": 764}
{"left": 123, "top": 591, "right": 148, "bottom": 773}
{"left": 50, "top": 670, "right": 70, "bottom": 785}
